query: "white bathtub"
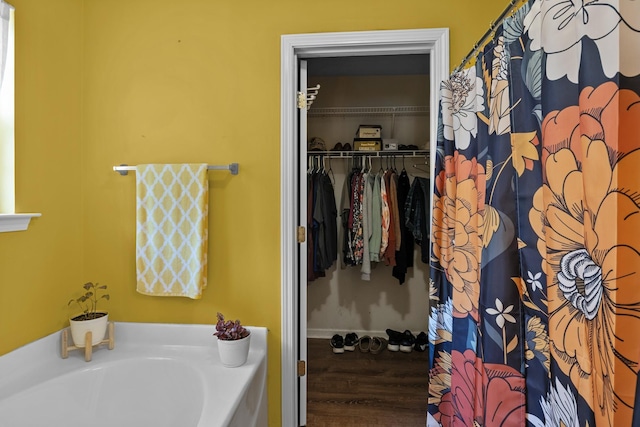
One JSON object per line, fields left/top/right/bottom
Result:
{"left": 0, "top": 322, "right": 268, "bottom": 427}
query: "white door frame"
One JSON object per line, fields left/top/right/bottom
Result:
{"left": 280, "top": 28, "right": 449, "bottom": 427}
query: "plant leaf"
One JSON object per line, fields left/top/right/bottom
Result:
{"left": 532, "top": 104, "right": 542, "bottom": 124}
{"left": 502, "top": 3, "right": 530, "bottom": 44}
{"left": 517, "top": 238, "right": 526, "bottom": 249}
{"left": 522, "top": 47, "right": 542, "bottom": 100}
{"left": 511, "top": 276, "right": 528, "bottom": 299}
{"left": 482, "top": 205, "right": 501, "bottom": 248}
{"left": 511, "top": 131, "right": 539, "bottom": 176}
{"left": 506, "top": 335, "right": 518, "bottom": 353}
{"left": 485, "top": 158, "right": 494, "bottom": 182}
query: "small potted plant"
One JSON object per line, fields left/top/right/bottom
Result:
{"left": 68, "top": 282, "right": 110, "bottom": 348}
{"left": 214, "top": 312, "right": 251, "bottom": 367}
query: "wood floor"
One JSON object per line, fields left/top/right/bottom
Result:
{"left": 306, "top": 338, "right": 430, "bottom": 427}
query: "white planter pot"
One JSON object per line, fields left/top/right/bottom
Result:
{"left": 217, "top": 333, "right": 251, "bottom": 368}
{"left": 69, "top": 312, "right": 109, "bottom": 348}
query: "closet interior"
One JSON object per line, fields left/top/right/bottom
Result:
{"left": 305, "top": 54, "right": 431, "bottom": 341}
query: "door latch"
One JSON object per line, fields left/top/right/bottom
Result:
{"left": 296, "top": 91, "right": 307, "bottom": 109}
{"left": 297, "top": 226, "right": 306, "bottom": 243}
{"left": 297, "top": 360, "right": 306, "bottom": 376}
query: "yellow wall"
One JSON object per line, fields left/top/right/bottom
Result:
{"left": 0, "top": 0, "right": 83, "bottom": 352}
{"left": 1, "top": 0, "right": 509, "bottom": 425}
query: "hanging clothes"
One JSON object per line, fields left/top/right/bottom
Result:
{"left": 307, "top": 172, "right": 321, "bottom": 282}
{"left": 334, "top": 158, "right": 427, "bottom": 282}
{"left": 369, "top": 173, "right": 382, "bottom": 263}
{"left": 379, "top": 169, "right": 390, "bottom": 257}
{"left": 392, "top": 169, "right": 415, "bottom": 284}
{"left": 405, "top": 176, "right": 430, "bottom": 264}
{"left": 382, "top": 169, "right": 397, "bottom": 267}
{"left": 360, "top": 169, "right": 372, "bottom": 281}
{"left": 351, "top": 170, "right": 365, "bottom": 265}
{"left": 307, "top": 166, "right": 338, "bottom": 282}
{"left": 314, "top": 171, "right": 338, "bottom": 270}
{"left": 340, "top": 168, "right": 355, "bottom": 267}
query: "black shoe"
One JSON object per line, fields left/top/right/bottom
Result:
{"left": 400, "top": 330, "right": 415, "bottom": 353}
{"left": 344, "top": 332, "right": 359, "bottom": 351}
{"left": 330, "top": 334, "right": 344, "bottom": 354}
{"left": 414, "top": 331, "right": 428, "bottom": 352}
{"left": 385, "top": 328, "right": 403, "bottom": 352}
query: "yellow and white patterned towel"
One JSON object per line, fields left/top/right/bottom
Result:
{"left": 136, "top": 164, "right": 208, "bottom": 299}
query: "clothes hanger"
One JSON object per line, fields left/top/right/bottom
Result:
{"left": 412, "top": 163, "right": 430, "bottom": 174}
{"left": 313, "top": 155, "right": 321, "bottom": 174}
{"left": 326, "top": 155, "right": 335, "bottom": 185}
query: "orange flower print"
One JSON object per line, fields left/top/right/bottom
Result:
{"left": 432, "top": 153, "right": 486, "bottom": 320}
{"left": 530, "top": 83, "right": 640, "bottom": 427}
{"left": 541, "top": 81, "right": 640, "bottom": 162}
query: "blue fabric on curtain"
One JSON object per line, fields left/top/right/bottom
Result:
{"left": 428, "top": 1, "right": 640, "bottom": 426}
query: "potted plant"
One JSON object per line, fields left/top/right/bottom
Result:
{"left": 67, "top": 281, "right": 110, "bottom": 348}
{"left": 214, "top": 312, "right": 251, "bottom": 367}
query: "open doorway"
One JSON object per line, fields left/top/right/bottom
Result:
{"left": 281, "top": 29, "right": 449, "bottom": 427}
{"left": 304, "top": 53, "right": 431, "bottom": 426}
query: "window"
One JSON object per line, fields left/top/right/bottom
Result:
{"left": 0, "top": 2, "right": 14, "bottom": 213}
{"left": 0, "top": 2, "right": 40, "bottom": 232}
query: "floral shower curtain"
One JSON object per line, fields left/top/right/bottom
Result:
{"left": 428, "top": 1, "right": 640, "bottom": 426}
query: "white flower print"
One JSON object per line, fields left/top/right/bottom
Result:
{"left": 489, "top": 36, "right": 513, "bottom": 136}
{"left": 557, "top": 248, "right": 603, "bottom": 320}
{"left": 526, "top": 270, "right": 543, "bottom": 292}
{"left": 429, "top": 298, "right": 453, "bottom": 344}
{"left": 427, "top": 413, "right": 442, "bottom": 427}
{"left": 440, "top": 67, "right": 485, "bottom": 150}
{"left": 527, "top": 377, "right": 580, "bottom": 427}
{"left": 486, "top": 298, "right": 516, "bottom": 328}
{"left": 524, "top": 0, "right": 640, "bottom": 82}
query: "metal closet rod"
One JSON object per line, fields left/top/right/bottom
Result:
{"left": 307, "top": 150, "right": 428, "bottom": 158}
{"left": 453, "top": 0, "right": 526, "bottom": 74}
{"left": 112, "top": 163, "right": 239, "bottom": 176}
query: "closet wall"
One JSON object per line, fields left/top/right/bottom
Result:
{"left": 306, "top": 55, "right": 431, "bottom": 338}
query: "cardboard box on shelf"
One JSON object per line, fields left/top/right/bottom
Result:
{"left": 354, "top": 138, "right": 382, "bottom": 151}
{"left": 383, "top": 139, "right": 398, "bottom": 151}
{"left": 356, "top": 125, "right": 382, "bottom": 139}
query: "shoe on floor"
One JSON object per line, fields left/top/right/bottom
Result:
{"left": 370, "top": 337, "right": 387, "bottom": 355}
{"left": 414, "top": 331, "right": 427, "bottom": 352}
{"left": 400, "top": 330, "right": 415, "bottom": 353}
{"left": 344, "top": 332, "right": 359, "bottom": 352}
{"left": 358, "top": 335, "right": 371, "bottom": 353}
{"left": 330, "top": 334, "right": 344, "bottom": 354}
{"left": 385, "top": 328, "right": 402, "bottom": 352}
